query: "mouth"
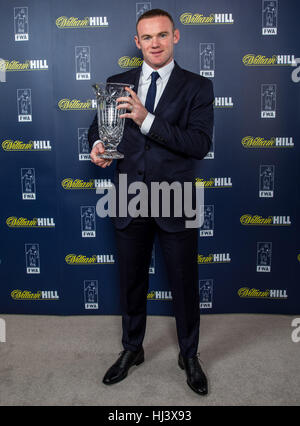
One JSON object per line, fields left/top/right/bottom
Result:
{"left": 150, "top": 51, "right": 163, "bottom": 56}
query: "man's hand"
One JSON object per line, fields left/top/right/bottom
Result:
{"left": 117, "top": 87, "right": 148, "bottom": 127}
{"left": 90, "top": 142, "right": 113, "bottom": 168}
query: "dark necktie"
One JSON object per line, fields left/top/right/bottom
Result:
{"left": 145, "top": 71, "right": 160, "bottom": 113}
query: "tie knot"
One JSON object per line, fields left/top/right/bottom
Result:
{"left": 151, "top": 72, "right": 160, "bottom": 83}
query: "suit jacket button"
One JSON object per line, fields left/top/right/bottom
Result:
{"left": 138, "top": 170, "right": 143, "bottom": 175}
{"left": 145, "top": 144, "right": 150, "bottom": 150}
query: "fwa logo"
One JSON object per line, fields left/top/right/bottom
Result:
{"left": 81, "top": 206, "right": 96, "bottom": 238}
{"left": 25, "top": 243, "right": 40, "bottom": 274}
{"left": 84, "top": 280, "right": 99, "bottom": 309}
{"left": 262, "top": 0, "right": 278, "bottom": 35}
{"left": 21, "top": 168, "right": 36, "bottom": 200}
{"left": 17, "top": 89, "right": 32, "bottom": 121}
{"left": 259, "top": 165, "right": 275, "bottom": 197}
{"left": 200, "top": 43, "right": 215, "bottom": 78}
{"left": 257, "top": 242, "right": 272, "bottom": 272}
{"left": 136, "top": 3, "right": 151, "bottom": 20}
{"left": 78, "top": 128, "right": 90, "bottom": 160}
{"left": 75, "top": 46, "right": 90, "bottom": 80}
{"left": 14, "top": 7, "right": 29, "bottom": 41}
{"left": 261, "top": 84, "right": 276, "bottom": 118}
{"left": 200, "top": 205, "right": 214, "bottom": 237}
{"left": 199, "top": 279, "right": 213, "bottom": 309}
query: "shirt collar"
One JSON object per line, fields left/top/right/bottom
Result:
{"left": 141, "top": 59, "right": 175, "bottom": 81}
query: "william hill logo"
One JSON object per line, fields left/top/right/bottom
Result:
{"left": 6, "top": 217, "right": 55, "bottom": 228}
{"left": 147, "top": 291, "right": 172, "bottom": 301}
{"left": 238, "top": 288, "right": 288, "bottom": 300}
{"left": 198, "top": 253, "right": 231, "bottom": 264}
{"left": 61, "top": 178, "right": 112, "bottom": 190}
{"left": 11, "top": 290, "right": 59, "bottom": 300}
{"left": 240, "top": 215, "right": 291, "bottom": 226}
{"left": 242, "top": 54, "right": 296, "bottom": 66}
{"left": 3, "top": 60, "right": 48, "bottom": 71}
{"left": 195, "top": 177, "right": 232, "bottom": 188}
{"left": 65, "top": 254, "right": 115, "bottom": 265}
{"left": 241, "top": 136, "right": 294, "bottom": 149}
{"left": 180, "top": 12, "right": 234, "bottom": 25}
{"left": 56, "top": 16, "right": 108, "bottom": 28}
{"left": 2, "top": 139, "right": 52, "bottom": 151}
{"left": 214, "top": 97, "right": 234, "bottom": 108}
{"left": 118, "top": 56, "right": 143, "bottom": 68}
{"left": 58, "top": 99, "right": 96, "bottom": 111}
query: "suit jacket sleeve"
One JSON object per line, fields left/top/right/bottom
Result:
{"left": 147, "top": 78, "right": 214, "bottom": 160}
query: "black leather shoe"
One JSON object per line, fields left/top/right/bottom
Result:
{"left": 178, "top": 353, "right": 208, "bottom": 395}
{"left": 103, "top": 348, "right": 144, "bottom": 385}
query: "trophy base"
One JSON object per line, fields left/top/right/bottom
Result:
{"left": 98, "top": 151, "right": 124, "bottom": 159}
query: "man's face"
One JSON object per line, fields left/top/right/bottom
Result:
{"left": 134, "top": 16, "right": 180, "bottom": 70}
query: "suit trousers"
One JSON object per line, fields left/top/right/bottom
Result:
{"left": 115, "top": 217, "right": 200, "bottom": 358}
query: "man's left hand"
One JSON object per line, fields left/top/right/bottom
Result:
{"left": 117, "top": 87, "right": 148, "bottom": 127}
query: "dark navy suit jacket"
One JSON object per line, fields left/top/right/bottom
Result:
{"left": 88, "top": 62, "right": 214, "bottom": 231}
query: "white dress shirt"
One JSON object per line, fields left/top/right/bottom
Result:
{"left": 93, "top": 59, "right": 175, "bottom": 148}
{"left": 138, "top": 59, "right": 174, "bottom": 134}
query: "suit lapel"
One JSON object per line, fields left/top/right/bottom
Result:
{"left": 130, "top": 68, "right": 141, "bottom": 93}
{"left": 154, "top": 62, "right": 186, "bottom": 115}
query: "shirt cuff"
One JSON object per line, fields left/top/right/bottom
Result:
{"left": 140, "top": 113, "right": 155, "bottom": 135}
{"left": 92, "top": 140, "right": 102, "bottom": 149}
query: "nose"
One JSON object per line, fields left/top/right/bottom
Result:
{"left": 151, "top": 37, "right": 160, "bottom": 48}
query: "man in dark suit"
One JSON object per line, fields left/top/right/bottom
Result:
{"left": 88, "top": 9, "right": 214, "bottom": 395}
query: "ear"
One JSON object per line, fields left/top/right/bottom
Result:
{"left": 173, "top": 29, "right": 180, "bottom": 45}
{"left": 134, "top": 35, "right": 141, "bottom": 50}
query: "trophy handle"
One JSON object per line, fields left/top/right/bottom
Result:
{"left": 92, "top": 83, "right": 100, "bottom": 95}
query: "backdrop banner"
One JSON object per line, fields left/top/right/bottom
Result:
{"left": 0, "top": 0, "right": 299, "bottom": 315}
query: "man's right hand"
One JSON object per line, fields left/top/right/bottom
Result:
{"left": 90, "top": 142, "right": 113, "bottom": 168}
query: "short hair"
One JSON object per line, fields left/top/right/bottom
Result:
{"left": 136, "top": 8, "right": 175, "bottom": 33}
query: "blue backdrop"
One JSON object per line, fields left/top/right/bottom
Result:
{"left": 0, "top": 0, "right": 299, "bottom": 315}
